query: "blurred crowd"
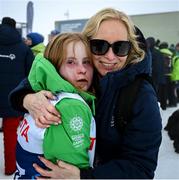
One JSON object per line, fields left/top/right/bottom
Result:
{"left": 146, "top": 37, "right": 179, "bottom": 110}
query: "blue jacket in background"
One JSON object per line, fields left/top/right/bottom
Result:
{"left": 0, "top": 24, "right": 34, "bottom": 117}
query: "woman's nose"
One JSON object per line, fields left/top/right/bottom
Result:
{"left": 104, "top": 47, "right": 116, "bottom": 60}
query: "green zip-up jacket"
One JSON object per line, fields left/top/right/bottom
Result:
{"left": 31, "top": 43, "right": 45, "bottom": 56}
{"left": 171, "top": 55, "right": 179, "bottom": 81}
{"left": 28, "top": 54, "right": 96, "bottom": 168}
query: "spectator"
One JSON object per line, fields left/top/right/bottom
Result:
{"left": 169, "top": 44, "right": 175, "bottom": 54}
{"left": 170, "top": 42, "right": 179, "bottom": 102}
{"left": 160, "top": 42, "right": 176, "bottom": 107}
{"left": 48, "top": 29, "right": 60, "bottom": 42}
{"left": 146, "top": 37, "right": 166, "bottom": 110}
{"left": 0, "top": 17, "right": 34, "bottom": 175}
{"left": 175, "top": 43, "right": 179, "bottom": 56}
{"left": 25, "top": 32, "right": 45, "bottom": 56}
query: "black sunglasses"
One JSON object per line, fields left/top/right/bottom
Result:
{"left": 90, "top": 39, "right": 131, "bottom": 57}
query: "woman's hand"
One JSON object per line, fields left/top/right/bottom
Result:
{"left": 23, "top": 90, "right": 61, "bottom": 128}
{"left": 33, "top": 156, "right": 80, "bottom": 179}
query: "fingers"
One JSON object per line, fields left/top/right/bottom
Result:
{"left": 33, "top": 157, "right": 57, "bottom": 178}
{"left": 57, "top": 160, "right": 71, "bottom": 169}
{"left": 39, "top": 91, "right": 61, "bottom": 123}
{"left": 35, "top": 116, "right": 50, "bottom": 128}
{"left": 34, "top": 157, "right": 80, "bottom": 179}
{"left": 38, "top": 156, "right": 57, "bottom": 170}
{"left": 56, "top": 160, "right": 80, "bottom": 179}
{"left": 46, "top": 103, "right": 61, "bottom": 120}
{"left": 33, "top": 163, "right": 51, "bottom": 178}
{"left": 35, "top": 111, "right": 61, "bottom": 128}
{"left": 24, "top": 90, "right": 62, "bottom": 127}
{"left": 41, "top": 90, "right": 57, "bottom": 100}
{"left": 35, "top": 105, "right": 61, "bottom": 126}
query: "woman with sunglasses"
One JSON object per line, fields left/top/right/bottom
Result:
{"left": 9, "top": 8, "right": 162, "bottom": 179}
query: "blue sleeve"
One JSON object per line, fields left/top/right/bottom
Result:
{"left": 8, "top": 78, "right": 34, "bottom": 112}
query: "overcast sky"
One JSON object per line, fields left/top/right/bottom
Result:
{"left": 0, "top": 0, "right": 179, "bottom": 43}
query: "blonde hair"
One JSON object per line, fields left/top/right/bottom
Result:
{"left": 82, "top": 8, "right": 145, "bottom": 65}
{"left": 44, "top": 32, "right": 92, "bottom": 70}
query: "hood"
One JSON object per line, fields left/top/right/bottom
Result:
{"left": 113, "top": 51, "right": 152, "bottom": 82}
{"left": 124, "top": 51, "right": 152, "bottom": 79}
{"left": 28, "top": 54, "right": 95, "bottom": 112}
{"left": 31, "top": 43, "right": 45, "bottom": 56}
{"left": 0, "top": 24, "right": 22, "bottom": 45}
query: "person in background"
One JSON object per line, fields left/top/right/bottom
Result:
{"left": 146, "top": 37, "right": 166, "bottom": 110}
{"left": 25, "top": 32, "right": 45, "bottom": 56}
{"left": 170, "top": 42, "right": 179, "bottom": 102}
{"left": 48, "top": 29, "right": 60, "bottom": 42}
{"left": 14, "top": 33, "right": 96, "bottom": 179}
{"left": 159, "top": 42, "right": 176, "bottom": 107}
{"left": 175, "top": 43, "right": 179, "bottom": 56}
{"left": 155, "top": 39, "right": 161, "bottom": 49}
{"left": 0, "top": 17, "right": 34, "bottom": 175}
{"left": 169, "top": 44, "right": 175, "bottom": 54}
{"left": 9, "top": 8, "right": 162, "bottom": 179}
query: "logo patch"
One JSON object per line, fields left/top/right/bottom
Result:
{"left": 70, "top": 116, "right": 83, "bottom": 131}
{"left": 0, "top": 53, "right": 16, "bottom": 60}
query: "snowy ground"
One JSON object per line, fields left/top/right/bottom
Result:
{"left": 0, "top": 106, "right": 179, "bottom": 179}
{"left": 155, "top": 106, "right": 179, "bottom": 179}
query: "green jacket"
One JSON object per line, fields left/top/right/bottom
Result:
{"left": 171, "top": 55, "right": 179, "bottom": 81}
{"left": 28, "top": 54, "right": 96, "bottom": 168}
{"left": 31, "top": 43, "right": 45, "bottom": 56}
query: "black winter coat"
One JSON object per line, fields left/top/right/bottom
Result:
{"left": 0, "top": 24, "right": 34, "bottom": 117}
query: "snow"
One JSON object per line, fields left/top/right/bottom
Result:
{"left": 0, "top": 106, "right": 179, "bottom": 179}
{"left": 155, "top": 106, "right": 179, "bottom": 179}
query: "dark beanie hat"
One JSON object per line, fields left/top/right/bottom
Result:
{"left": 27, "top": 32, "right": 44, "bottom": 46}
{"left": 146, "top": 37, "right": 155, "bottom": 49}
{"left": 2, "top": 17, "right": 16, "bottom": 28}
{"left": 50, "top": 29, "right": 60, "bottom": 36}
